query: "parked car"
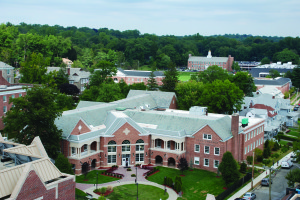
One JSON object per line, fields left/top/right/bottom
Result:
{"left": 261, "top": 178, "right": 272, "bottom": 186}
{"left": 235, "top": 198, "right": 244, "bottom": 200}
{"left": 294, "top": 107, "right": 298, "bottom": 111}
{"left": 243, "top": 192, "right": 256, "bottom": 199}
{"left": 281, "top": 159, "right": 293, "bottom": 169}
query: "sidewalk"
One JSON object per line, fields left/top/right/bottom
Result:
{"left": 228, "top": 151, "right": 294, "bottom": 200}
{"left": 76, "top": 166, "right": 178, "bottom": 200}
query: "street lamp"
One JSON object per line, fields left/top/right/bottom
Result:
{"left": 136, "top": 166, "right": 138, "bottom": 183}
{"left": 164, "top": 176, "right": 167, "bottom": 195}
{"left": 136, "top": 182, "right": 139, "bottom": 200}
{"left": 96, "top": 172, "right": 99, "bottom": 190}
{"left": 263, "top": 165, "right": 276, "bottom": 200}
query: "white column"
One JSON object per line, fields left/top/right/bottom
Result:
{"left": 164, "top": 141, "right": 166, "bottom": 150}
{"left": 178, "top": 143, "right": 181, "bottom": 152}
{"left": 88, "top": 144, "right": 91, "bottom": 154}
{"left": 182, "top": 142, "right": 184, "bottom": 151}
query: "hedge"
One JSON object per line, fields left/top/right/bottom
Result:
{"left": 279, "top": 135, "right": 300, "bottom": 142}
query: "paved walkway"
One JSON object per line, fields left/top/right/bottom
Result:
{"left": 228, "top": 151, "right": 294, "bottom": 200}
{"left": 76, "top": 166, "right": 178, "bottom": 200}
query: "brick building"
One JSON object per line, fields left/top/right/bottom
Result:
{"left": 254, "top": 77, "right": 292, "bottom": 95}
{"left": 112, "top": 68, "right": 165, "bottom": 86}
{"left": 187, "top": 51, "right": 234, "bottom": 71}
{"left": 56, "top": 90, "right": 264, "bottom": 175}
{"left": 0, "top": 135, "right": 75, "bottom": 200}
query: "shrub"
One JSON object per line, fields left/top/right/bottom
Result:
{"left": 135, "top": 164, "right": 141, "bottom": 167}
{"left": 262, "top": 159, "right": 271, "bottom": 165}
{"left": 127, "top": 168, "right": 132, "bottom": 171}
{"left": 163, "top": 177, "right": 167, "bottom": 185}
{"left": 174, "top": 180, "right": 182, "bottom": 193}
{"left": 271, "top": 153, "right": 280, "bottom": 158}
{"left": 131, "top": 174, "right": 136, "bottom": 177}
{"left": 273, "top": 142, "right": 280, "bottom": 151}
{"left": 278, "top": 131, "right": 284, "bottom": 135}
{"left": 246, "top": 156, "right": 253, "bottom": 165}
{"left": 100, "top": 187, "right": 107, "bottom": 194}
{"left": 98, "top": 195, "right": 106, "bottom": 200}
{"left": 240, "top": 162, "right": 247, "bottom": 173}
{"left": 175, "top": 176, "right": 182, "bottom": 185}
{"left": 280, "top": 135, "right": 300, "bottom": 142}
{"left": 107, "top": 185, "right": 113, "bottom": 191}
{"left": 167, "top": 177, "right": 173, "bottom": 187}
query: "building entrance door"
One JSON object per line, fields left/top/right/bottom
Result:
{"left": 122, "top": 154, "right": 130, "bottom": 167}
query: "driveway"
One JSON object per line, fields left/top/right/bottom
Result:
{"left": 253, "top": 165, "right": 296, "bottom": 200}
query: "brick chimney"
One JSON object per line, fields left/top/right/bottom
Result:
{"left": 272, "top": 96, "right": 275, "bottom": 99}
{"left": 67, "top": 67, "right": 70, "bottom": 75}
{"left": 231, "top": 113, "right": 240, "bottom": 160}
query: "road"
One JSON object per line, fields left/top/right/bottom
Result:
{"left": 253, "top": 164, "right": 298, "bottom": 200}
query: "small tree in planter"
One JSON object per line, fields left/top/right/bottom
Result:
{"left": 100, "top": 187, "right": 107, "bottom": 195}
{"left": 177, "top": 156, "right": 188, "bottom": 175}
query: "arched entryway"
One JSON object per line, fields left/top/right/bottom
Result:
{"left": 155, "top": 155, "right": 163, "bottom": 165}
{"left": 91, "top": 159, "right": 96, "bottom": 169}
{"left": 82, "top": 162, "right": 89, "bottom": 174}
{"left": 168, "top": 157, "right": 175, "bottom": 167}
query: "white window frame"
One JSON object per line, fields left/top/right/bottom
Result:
{"left": 194, "top": 157, "right": 200, "bottom": 165}
{"left": 253, "top": 142, "right": 255, "bottom": 148}
{"left": 245, "top": 147, "right": 247, "bottom": 155}
{"left": 245, "top": 134, "right": 247, "bottom": 142}
{"left": 3, "top": 96, "right": 6, "bottom": 102}
{"left": 214, "top": 147, "right": 220, "bottom": 155}
{"left": 204, "top": 158, "right": 209, "bottom": 167}
{"left": 204, "top": 146, "right": 210, "bottom": 154}
{"left": 136, "top": 144, "right": 144, "bottom": 152}
{"left": 135, "top": 153, "right": 144, "bottom": 162}
{"left": 108, "top": 155, "right": 116, "bottom": 163}
{"left": 214, "top": 160, "right": 219, "bottom": 168}
{"left": 3, "top": 106, "right": 7, "bottom": 113}
{"left": 195, "top": 144, "right": 200, "bottom": 152}
{"left": 248, "top": 145, "right": 249, "bottom": 152}
{"left": 71, "top": 147, "right": 76, "bottom": 155}
{"left": 203, "top": 134, "right": 212, "bottom": 140}
{"left": 250, "top": 143, "right": 252, "bottom": 151}
{"left": 156, "top": 139, "right": 161, "bottom": 148}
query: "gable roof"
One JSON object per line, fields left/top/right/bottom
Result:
{"left": 0, "top": 61, "right": 14, "bottom": 69}
{"left": 252, "top": 104, "right": 275, "bottom": 111}
{"left": 127, "top": 90, "right": 176, "bottom": 108}
{"left": 188, "top": 56, "right": 229, "bottom": 63}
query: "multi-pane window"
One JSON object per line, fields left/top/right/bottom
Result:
{"left": 83, "top": 144, "right": 88, "bottom": 152}
{"left": 108, "top": 140, "right": 117, "bottom": 152}
{"left": 250, "top": 144, "right": 252, "bottom": 151}
{"left": 136, "top": 139, "right": 144, "bottom": 151}
{"left": 194, "top": 157, "right": 200, "bottom": 165}
{"left": 204, "top": 158, "right": 209, "bottom": 166}
{"left": 245, "top": 147, "right": 247, "bottom": 155}
{"left": 248, "top": 145, "right": 249, "bottom": 152}
{"left": 135, "top": 153, "right": 144, "bottom": 162}
{"left": 204, "top": 146, "right": 210, "bottom": 154}
{"left": 11, "top": 95, "right": 14, "bottom": 99}
{"left": 122, "top": 140, "right": 131, "bottom": 151}
{"left": 167, "top": 141, "right": 171, "bottom": 149}
{"left": 19, "top": 94, "right": 22, "bottom": 97}
{"left": 248, "top": 132, "right": 250, "bottom": 139}
{"left": 156, "top": 139, "right": 162, "bottom": 148}
{"left": 195, "top": 144, "right": 200, "bottom": 152}
{"left": 214, "top": 147, "right": 220, "bottom": 155}
{"left": 251, "top": 131, "right": 253, "bottom": 138}
{"left": 3, "top": 96, "right": 6, "bottom": 102}
{"left": 214, "top": 160, "right": 219, "bottom": 168}
{"left": 7, "top": 69, "right": 10, "bottom": 75}
{"left": 108, "top": 155, "right": 116, "bottom": 163}
{"left": 245, "top": 134, "right": 247, "bottom": 142}
{"left": 203, "top": 134, "right": 212, "bottom": 140}
{"left": 80, "top": 78, "right": 88, "bottom": 84}
{"left": 253, "top": 142, "right": 255, "bottom": 148}
{"left": 3, "top": 106, "right": 7, "bottom": 113}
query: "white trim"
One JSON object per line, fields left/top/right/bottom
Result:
{"left": 214, "top": 147, "right": 220, "bottom": 156}
{"left": 194, "top": 144, "right": 200, "bottom": 152}
{"left": 204, "top": 158, "right": 209, "bottom": 167}
{"left": 204, "top": 146, "right": 210, "bottom": 154}
{"left": 214, "top": 160, "right": 219, "bottom": 168}
{"left": 194, "top": 157, "right": 200, "bottom": 165}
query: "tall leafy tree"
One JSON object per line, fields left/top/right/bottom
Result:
{"left": 201, "top": 79, "right": 244, "bottom": 114}
{"left": 3, "top": 86, "right": 63, "bottom": 158}
{"left": 260, "top": 57, "right": 270, "bottom": 65}
{"left": 197, "top": 65, "right": 229, "bottom": 84}
{"left": 272, "top": 48, "right": 299, "bottom": 64}
{"left": 55, "top": 153, "right": 74, "bottom": 175}
{"left": 291, "top": 66, "right": 300, "bottom": 88}
{"left": 231, "top": 61, "right": 240, "bottom": 71}
{"left": 285, "top": 168, "right": 300, "bottom": 187}
{"left": 268, "top": 69, "right": 281, "bottom": 78}
{"left": 177, "top": 157, "right": 188, "bottom": 175}
{"left": 89, "top": 60, "right": 117, "bottom": 87}
{"left": 218, "top": 152, "right": 239, "bottom": 186}
{"left": 147, "top": 71, "right": 158, "bottom": 91}
{"left": 161, "top": 62, "right": 179, "bottom": 92}
{"left": 19, "top": 52, "right": 50, "bottom": 84}
{"left": 230, "top": 71, "right": 256, "bottom": 96}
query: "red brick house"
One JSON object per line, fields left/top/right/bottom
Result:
{"left": 0, "top": 135, "right": 75, "bottom": 200}
{"left": 187, "top": 51, "right": 234, "bottom": 71}
{"left": 56, "top": 90, "right": 264, "bottom": 174}
{"left": 254, "top": 77, "right": 292, "bottom": 95}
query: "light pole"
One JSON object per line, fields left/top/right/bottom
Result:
{"left": 263, "top": 165, "right": 275, "bottom": 200}
{"left": 164, "top": 176, "right": 166, "bottom": 195}
{"left": 136, "top": 182, "right": 139, "bottom": 200}
{"left": 96, "top": 172, "right": 98, "bottom": 190}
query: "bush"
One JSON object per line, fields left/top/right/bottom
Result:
{"left": 127, "top": 168, "right": 132, "bottom": 171}
{"left": 100, "top": 187, "right": 107, "bottom": 194}
{"left": 273, "top": 142, "right": 280, "bottom": 151}
{"left": 175, "top": 176, "right": 182, "bottom": 185}
{"left": 167, "top": 177, "right": 173, "bottom": 187}
{"left": 107, "top": 185, "right": 113, "bottom": 191}
{"left": 262, "top": 159, "right": 271, "bottom": 165}
{"left": 257, "top": 155, "right": 263, "bottom": 162}
{"left": 246, "top": 156, "right": 253, "bottom": 165}
{"left": 263, "top": 147, "right": 271, "bottom": 158}
{"left": 278, "top": 132, "right": 284, "bottom": 135}
{"left": 282, "top": 145, "right": 289, "bottom": 153}
{"left": 240, "top": 162, "right": 247, "bottom": 173}
{"left": 280, "top": 135, "right": 300, "bottom": 142}
{"left": 98, "top": 195, "right": 106, "bottom": 200}
{"left": 131, "top": 174, "right": 136, "bottom": 177}
{"left": 135, "top": 164, "right": 141, "bottom": 167}
{"left": 174, "top": 180, "right": 182, "bottom": 193}
{"left": 163, "top": 177, "right": 167, "bottom": 185}
{"left": 271, "top": 153, "right": 280, "bottom": 158}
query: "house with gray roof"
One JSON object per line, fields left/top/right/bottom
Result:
{"left": 112, "top": 68, "right": 165, "bottom": 86}
{"left": 0, "top": 62, "right": 14, "bottom": 84}
{"left": 187, "top": 50, "right": 234, "bottom": 71}
{"left": 255, "top": 77, "right": 292, "bottom": 96}
{"left": 57, "top": 89, "right": 264, "bottom": 175}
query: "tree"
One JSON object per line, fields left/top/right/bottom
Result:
{"left": 246, "top": 156, "right": 253, "bottom": 165}
{"left": 240, "top": 162, "right": 247, "bottom": 173}
{"left": 230, "top": 71, "right": 256, "bottom": 96}
{"left": 175, "top": 81, "right": 204, "bottom": 110}
{"left": 147, "top": 71, "right": 158, "bottom": 91}
{"left": 291, "top": 66, "right": 300, "bottom": 89}
{"left": 161, "top": 62, "right": 179, "bottom": 92}
{"left": 200, "top": 79, "right": 244, "bottom": 114}
{"left": 260, "top": 57, "right": 270, "bottom": 65}
{"left": 129, "top": 82, "right": 147, "bottom": 91}
{"left": 272, "top": 48, "right": 299, "bottom": 64}
{"left": 285, "top": 168, "right": 300, "bottom": 187}
{"left": 55, "top": 153, "right": 74, "bottom": 175}
{"left": 80, "top": 84, "right": 124, "bottom": 102}
{"left": 177, "top": 157, "right": 188, "bottom": 175}
{"left": 19, "top": 52, "right": 50, "bottom": 84}
{"left": 89, "top": 60, "right": 117, "bottom": 87}
{"left": 231, "top": 61, "right": 240, "bottom": 71}
{"left": 3, "top": 86, "right": 63, "bottom": 158}
{"left": 218, "top": 151, "right": 240, "bottom": 186}
{"left": 197, "top": 65, "right": 229, "bottom": 84}
{"left": 269, "top": 69, "right": 281, "bottom": 79}
{"left": 59, "top": 83, "right": 80, "bottom": 96}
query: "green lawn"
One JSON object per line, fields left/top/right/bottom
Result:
{"left": 178, "top": 72, "right": 198, "bottom": 82}
{"left": 147, "top": 166, "right": 226, "bottom": 200}
{"left": 286, "top": 131, "right": 300, "bottom": 137}
{"left": 76, "top": 170, "right": 119, "bottom": 184}
{"left": 106, "top": 184, "right": 168, "bottom": 200}
{"left": 279, "top": 140, "right": 289, "bottom": 146}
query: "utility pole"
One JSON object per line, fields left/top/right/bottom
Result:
{"left": 269, "top": 168, "right": 272, "bottom": 200}
{"left": 251, "top": 151, "right": 255, "bottom": 189}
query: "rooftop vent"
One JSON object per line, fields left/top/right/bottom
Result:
{"left": 242, "top": 118, "right": 248, "bottom": 127}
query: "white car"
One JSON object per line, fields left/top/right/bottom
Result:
{"left": 243, "top": 192, "right": 256, "bottom": 200}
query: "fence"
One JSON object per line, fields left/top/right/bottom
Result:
{"left": 216, "top": 172, "right": 252, "bottom": 200}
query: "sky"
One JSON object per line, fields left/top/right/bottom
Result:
{"left": 1, "top": 0, "right": 299, "bottom": 37}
